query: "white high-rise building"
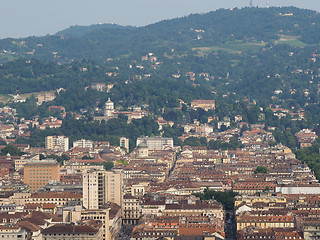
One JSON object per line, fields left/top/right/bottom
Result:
{"left": 73, "top": 139, "right": 93, "bottom": 148}
{"left": 45, "top": 135, "right": 69, "bottom": 152}
{"left": 136, "top": 137, "right": 173, "bottom": 150}
{"left": 83, "top": 170, "right": 123, "bottom": 210}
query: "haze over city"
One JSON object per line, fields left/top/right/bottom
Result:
{"left": 1, "top": 0, "right": 320, "bottom": 238}
{"left": 1, "top": 0, "right": 320, "bottom": 39}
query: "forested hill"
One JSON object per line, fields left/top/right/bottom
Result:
{"left": 0, "top": 7, "right": 320, "bottom": 63}
{"left": 54, "top": 23, "right": 135, "bottom": 37}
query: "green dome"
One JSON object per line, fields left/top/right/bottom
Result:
{"left": 137, "top": 142, "right": 148, "bottom": 148}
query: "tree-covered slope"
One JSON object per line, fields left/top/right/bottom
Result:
{"left": 55, "top": 23, "right": 134, "bottom": 37}
{"left": 1, "top": 7, "right": 320, "bottom": 63}
{"left": 0, "top": 6, "right": 319, "bottom": 114}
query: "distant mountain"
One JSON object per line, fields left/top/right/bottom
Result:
{"left": 55, "top": 23, "right": 134, "bottom": 37}
{"left": 0, "top": 7, "right": 320, "bottom": 63}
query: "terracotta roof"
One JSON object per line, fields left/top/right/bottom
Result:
{"left": 42, "top": 203, "right": 56, "bottom": 209}
{"left": 179, "top": 226, "right": 225, "bottom": 238}
{"left": 25, "top": 203, "right": 39, "bottom": 210}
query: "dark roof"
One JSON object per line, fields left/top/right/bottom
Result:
{"left": 143, "top": 200, "right": 166, "bottom": 206}
{"left": 30, "top": 191, "right": 82, "bottom": 199}
{"left": 124, "top": 194, "right": 138, "bottom": 200}
{"left": 22, "top": 211, "right": 53, "bottom": 226}
{"left": 110, "top": 208, "right": 121, "bottom": 218}
{"left": 16, "top": 220, "right": 41, "bottom": 232}
{"left": 172, "top": 237, "right": 205, "bottom": 240}
{"left": 42, "top": 224, "right": 98, "bottom": 234}
{"left": 100, "top": 147, "right": 114, "bottom": 154}
{"left": 0, "top": 212, "right": 28, "bottom": 222}
{"left": 0, "top": 191, "right": 14, "bottom": 198}
{"left": 165, "top": 203, "right": 221, "bottom": 210}
{"left": 103, "top": 202, "right": 121, "bottom": 218}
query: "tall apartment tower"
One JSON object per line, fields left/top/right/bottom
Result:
{"left": 45, "top": 135, "right": 69, "bottom": 152}
{"left": 120, "top": 137, "right": 129, "bottom": 152}
{"left": 23, "top": 159, "right": 60, "bottom": 193}
{"left": 83, "top": 170, "right": 123, "bottom": 210}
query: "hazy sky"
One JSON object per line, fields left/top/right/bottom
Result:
{"left": 1, "top": 0, "right": 320, "bottom": 39}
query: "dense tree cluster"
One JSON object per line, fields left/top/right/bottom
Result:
{"left": 254, "top": 166, "right": 268, "bottom": 174}
{"left": 0, "top": 145, "right": 22, "bottom": 156}
{"left": 193, "top": 189, "right": 238, "bottom": 210}
{"left": 294, "top": 141, "right": 320, "bottom": 179}
{"left": 16, "top": 116, "right": 160, "bottom": 151}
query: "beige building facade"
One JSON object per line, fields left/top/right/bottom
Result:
{"left": 63, "top": 206, "right": 111, "bottom": 240}
{"left": 191, "top": 99, "right": 215, "bottom": 111}
{"left": 23, "top": 159, "right": 60, "bottom": 193}
{"left": 83, "top": 170, "right": 123, "bottom": 209}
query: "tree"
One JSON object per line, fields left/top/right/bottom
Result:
{"left": 184, "top": 137, "right": 202, "bottom": 147}
{"left": 200, "top": 137, "right": 208, "bottom": 146}
{"left": 294, "top": 142, "right": 320, "bottom": 180}
{"left": 102, "top": 161, "right": 114, "bottom": 170}
{"left": 247, "top": 106, "right": 260, "bottom": 124}
{"left": 46, "top": 154, "right": 70, "bottom": 166}
{"left": 0, "top": 145, "right": 22, "bottom": 156}
{"left": 254, "top": 165, "right": 268, "bottom": 174}
{"left": 0, "top": 138, "right": 7, "bottom": 145}
{"left": 263, "top": 186, "right": 270, "bottom": 192}
{"left": 193, "top": 189, "right": 238, "bottom": 210}
{"left": 240, "top": 124, "right": 249, "bottom": 136}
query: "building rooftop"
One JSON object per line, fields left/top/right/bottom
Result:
{"left": 25, "top": 159, "right": 59, "bottom": 166}
{"left": 42, "top": 224, "right": 98, "bottom": 234}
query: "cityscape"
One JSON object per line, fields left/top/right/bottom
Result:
{"left": 0, "top": 4, "right": 320, "bottom": 240}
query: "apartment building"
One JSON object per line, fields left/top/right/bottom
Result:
{"left": 45, "top": 135, "right": 69, "bottom": 152}
{"left": 122, "top": 194, "right": 141, "bottom": 225}
{"left": 83, "top": 170, "right": 123, "bottom": 209}
{"left": 42, "top": 223, "right": 103, "bottom": 240}
{"left": 63, "top": 206, "right": 111, "bottom": 240}
{"left": 23, "top": 159, "right": 60, "bottom": 193}
{"left": 136, "top": 137, "right": 173, "bottom": 150}
{"left": 14, "top": 154, "right": 39, "bottom": 171}
{"left": 119, "top": 137, "right": 129, "bottom": 152}
{"left": 73, "top": 139, "right": 93, "bottom": 148}
{"left": 0, "top": 226, "right": 27, "bottom": 240}
{"left": 27, "top": 191, "right": 82, "bottom": 208}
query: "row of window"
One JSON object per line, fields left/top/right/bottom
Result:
{"left": 0, "top": 235, "right": 23, "bottom": 238}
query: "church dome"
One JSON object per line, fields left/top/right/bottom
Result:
{"left": 137, "top": 142, "right": 148, "bottom": 149}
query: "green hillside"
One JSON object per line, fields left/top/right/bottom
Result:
{"left": 0, "top": 7, "right": 320, "bottom": 63}
{"left": 0, "top": 7, "right": 319, "bottom": 115}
